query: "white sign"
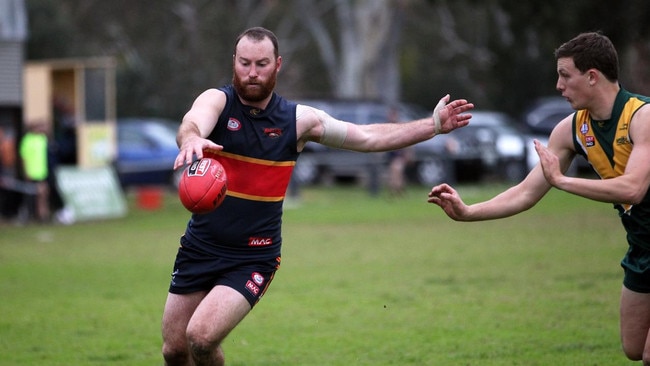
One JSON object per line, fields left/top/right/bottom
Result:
{"left": 55, "top": 165, "right": 127, "bottom": 222}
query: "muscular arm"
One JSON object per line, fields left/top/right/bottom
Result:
{"left": 541, "top": 105, "right": 650, "bottom": 205}
{"left": 174, "top": 89, "right": 226, "bottom": 169}
{"left": 428, "top": 116, "right": 577, "bottom": 221}
{"left": 296, "top": 95, "right": 473, "bottom": 153}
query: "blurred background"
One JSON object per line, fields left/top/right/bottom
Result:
{"left": 20, "top": 0, "right": 650, "bottom": 118}
{"left": 1, "top": 0, "right": 649, "bottom": 222}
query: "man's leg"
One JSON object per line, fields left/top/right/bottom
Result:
{"left": 162, "top": 291, "right": 207, "bottom": 366}
{"left": 620, "top": 286, "right": 650, "bottom": 364}
{"left": 186, "top": 285, "right": 252, "bottom": 366}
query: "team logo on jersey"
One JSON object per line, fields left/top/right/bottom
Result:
{"left": 264, "top": 128, "right": 283, "bottom": 138}
{"left": 251, "top": 272, "right": 265, "bottom": 286}
{"left": 249, "top": 108, "right": 261, "bottom": 116}
{"left": 580, "top": 122, "right": 589, "bottom": 135}
{"left": 227, "top": 118, "right": 241, "bottom": 131}
{"left": 616, "top": 136, "right": 629, "bottom": 145}
{"left": 585, "top": 135, "right": 595, "bottom": 147}
{"left": 245, "top": 280, "right": 260, "bottom": 296}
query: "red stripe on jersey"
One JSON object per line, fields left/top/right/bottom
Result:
{"left": 212, "top": 151, "right": 295, "bottom": 202}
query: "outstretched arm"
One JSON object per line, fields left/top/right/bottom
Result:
{"left": 427, "top": 116, "right": 578, "bottom": 222}
{"left": 427, "top": 169, "right": 552, "bottom": 221}
{"left": 296, "top": 94, "right": 473, "bottom": 153}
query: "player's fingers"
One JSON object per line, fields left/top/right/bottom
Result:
{"left": 174, "top": 153, "right": 189, "bottom": 170}
{"left": 429, "top": 183, "right": 450, "bottom": 196}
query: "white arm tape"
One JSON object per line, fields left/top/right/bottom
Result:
{"left": 432, "top": 98, "right": 446, "bottom": 135}
{"left": 317, "top": 109, "right": 348, "bottom": 148}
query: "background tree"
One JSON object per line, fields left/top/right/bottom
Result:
{"left": 294, "top": 0, "right": 405, "bottom": 103}
{"left": 24, "top": 0, "right": 650, "bottom": 121}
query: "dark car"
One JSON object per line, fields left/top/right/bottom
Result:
{"left": 293, "top": 99, "right": 424, "bottom": 186}
{"left": 114, "top": 117, "right": 181, "bottom": 188}
{"left": 409, "top": 110, "right": 528, "bottom": 185}
{"left": 522, "top": 96, "right": 592, "bottom": 175}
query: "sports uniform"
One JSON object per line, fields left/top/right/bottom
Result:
{"left": 572, "top": 88, "right": 650, "bottom": 292}
{"left": 169, "top": 84, "right": 298, "bottom": 306}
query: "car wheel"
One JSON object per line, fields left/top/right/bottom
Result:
{"left": 415, "top": 157, "right": 452, "bottom": 185}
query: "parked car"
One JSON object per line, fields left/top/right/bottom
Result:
{"left": 522, "top": 96, "right": 592, "bottom": 175}
{"left": 292, "top": 99, "right": 424, "bottom": 186}
{"left": 114, "top": 117, "right": 181, "bottom": 188}
{"left": 409, "top": 110, "right": 529, "bottom": 185}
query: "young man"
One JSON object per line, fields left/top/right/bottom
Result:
{"left": 428, "top": 31, "right": 650, "bottom": 364}
{"left": 162, "top": 26, "right": 474, "bottom": 366}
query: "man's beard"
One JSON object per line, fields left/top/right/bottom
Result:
{"left": 233, "top": 70, "right": 277, "bottom": 104}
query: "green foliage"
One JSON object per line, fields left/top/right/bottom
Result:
{"left": 0, "top": 185, "right": 627, "bottom": 365}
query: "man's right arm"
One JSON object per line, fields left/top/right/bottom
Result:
{"left": 174, "top": 89, "right": 226, "bottom": 169}
{"left": 428, "top": 116, "right": 577, "bottom": 221}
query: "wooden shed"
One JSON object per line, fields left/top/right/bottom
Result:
{"left": 23, "top": 57, "right": 117, "bottom": 168}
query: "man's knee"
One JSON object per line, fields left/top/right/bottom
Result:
{"left": 186, "top": 329, "right": 225, "bottom": 365}
{"left": 162, "top": 341, "right": 190, "bottom": 366}
{"left": 162, "top": 339, "right": 191, "bottom": 366}
{"left": 186, "top": 329, "right": 217, "bottom": 357}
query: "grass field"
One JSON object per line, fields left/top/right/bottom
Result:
{"left": 0, "top": 183, "right": 630, "bottom": 365}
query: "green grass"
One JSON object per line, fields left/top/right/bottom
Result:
{"left": 0, "top": 183, "right": 629, "bottom": 365}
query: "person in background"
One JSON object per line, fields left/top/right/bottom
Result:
{"left": 162, "top": 26, "right": 474, "bottom": 366}
{"left": 428, "top": 31, "right": 650, "bottom": 364}
{"left": 385, "top": 105, "right": 413, "bottom": 197}
{"left": 19, "top": 121, "right": 50, "bottom": 222}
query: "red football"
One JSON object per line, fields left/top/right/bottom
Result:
{"left": 178, "top": 157, "right": 228, "bottom": 214}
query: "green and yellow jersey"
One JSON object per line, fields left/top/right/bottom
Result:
{"left": 572, "top": 88, "right": 650, "bottom": 249}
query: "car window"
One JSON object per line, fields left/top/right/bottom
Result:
{"left": 119, "top": 127, "right": 149, "bottom": 149}
{"left": 536, "top": 111, "right": 571, "bottom": 132}
{"left": 145, "top": 123, "right": 178, "bottom": 149}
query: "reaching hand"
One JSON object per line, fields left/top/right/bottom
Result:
{"left": 174, "top": 136, "right": 223, "bottom": 170}
{"left": 432, "top": 94, "right": 474, "bottom": 135}
{"left": 533, "top": 139, "right": 562, "bottom": 186}
{"left": 427, "top": 183, "right": 470, "bottom": 221}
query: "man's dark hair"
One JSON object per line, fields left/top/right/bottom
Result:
{"left": 234, "top": 27, "right": 279, "bottom": 59}
{"left": 554, "top": 31, "right": 619, "bottom": 82}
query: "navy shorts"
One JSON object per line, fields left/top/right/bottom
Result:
{"left": 621, "top": 244, "right": 650, "bottom": 293}
{"left": 168, "top": 239, "right": 281, "bottom": 307}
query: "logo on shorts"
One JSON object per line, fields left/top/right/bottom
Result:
{"left": 245, "top": 280, "right": 260, "bottom": 296}
{"left": 252, "top": 272, "right": 265, "bottom": 286}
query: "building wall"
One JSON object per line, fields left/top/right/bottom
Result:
{"left": 0, "top": 41, "right": 23, "bottom": 106}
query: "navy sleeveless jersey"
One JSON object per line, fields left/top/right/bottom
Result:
{"left": 182, "top": 85, "right": 299, "bottom": 257}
